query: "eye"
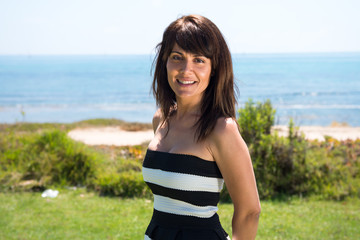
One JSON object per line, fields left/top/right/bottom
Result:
{"left": 171, "top": 54, "right": 183, "bottom": 61}
{"left": 194, "top": 58, "right": 205, "bottom": 63}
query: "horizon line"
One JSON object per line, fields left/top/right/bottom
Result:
{"left": 1, "top": 50, "right": 360, "bottom": 57}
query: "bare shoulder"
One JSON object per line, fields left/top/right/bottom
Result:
{"left": 152, "top": 108, "right": 163, "bottom": 133}
{"left": 213, "top": 117, "right": 239, "bottom": 133}
{"left": 211, "top": 117, "right": 241, "bottom": 143}
{"left": 209, "top": 117, "right": 249, "bottom": 162}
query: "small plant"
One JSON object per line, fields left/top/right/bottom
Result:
{"left": 238, "top": 99, "right": 275, "bottom": 144}
{"left": 94, "top": 171, "right": 151, "bottom": 198}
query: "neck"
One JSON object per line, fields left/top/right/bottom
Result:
{"left": 174, "top": 96, "right": 202, "bottom": 120}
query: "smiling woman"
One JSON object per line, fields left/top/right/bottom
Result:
{"left": 152, "top": 14, "right": 235, "bottom": 141}
{"left": 143, "top": 15, "right": 261, "bottom": 240}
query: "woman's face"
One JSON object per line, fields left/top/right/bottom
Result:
{"left": 166, "top": 43, "right": 212, "bottom": 103}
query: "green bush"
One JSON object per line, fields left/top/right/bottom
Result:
{"left": 238, "top": 99, "right": 275, "bottom": 144}
{"left": 234, "top": 99, "right": 360, "bottom": 200}
{"left": 305, "top": 138, "right": 360, "bottom": 200}
{"left": 0, "top": 130, "right": 100, "bottom": 190}
{"left": 94, "top": 171, "right": 151, "bottom": 198}
{"left": 0, "top": 126, "right": 151, "bottom": 198}
{"left": 31, "top": 130, "right": 97, "bottom": 185}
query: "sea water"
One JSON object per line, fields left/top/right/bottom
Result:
{"left": 0, "top": 53, "right": 359, "bottom": 126}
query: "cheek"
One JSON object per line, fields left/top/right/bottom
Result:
{"left": 200, "top": 67, "right": 212, "bottom": 82}
{"left": 166, "top": 62, "right": 175, "bottom": 78}
{"left": 202, "top": 68, "right": 211, "bottom": 88}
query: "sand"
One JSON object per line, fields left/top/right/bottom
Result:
{"left": 67, "top": 127, "right": 154, "bottom": 146}
{"left": 272, "top": 126, "right": 360, "bottom": 141}
{"left": 67, "top": 125, "right": 360, "bottom": 146}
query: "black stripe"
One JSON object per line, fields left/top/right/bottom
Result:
{"left": 150, "top": 209, "right": 222, "bottom": 228}
{"left": 143, "top": 149, "right": 223, "bottom": 178}
{"left": 145, "top": 182, "right": 220, "bottom": 206}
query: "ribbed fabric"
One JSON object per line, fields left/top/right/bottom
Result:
{"left": 142, "top": 149, "right": 230, "bottom": 240}
{"left": 153, "top": 194, "right": 218, "bottom": 218}
{"left": 142, "top": 167, "right": 224, "bottom": 193}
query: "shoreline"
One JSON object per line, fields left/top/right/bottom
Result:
{"left": 67, "top": 127, "right": 154, "bottom": 146}
{"left": 67, "top": 125, "right": 360, "bottom": 146}
{"left": 272, "top": 125, "right": 360, "bottom": 141}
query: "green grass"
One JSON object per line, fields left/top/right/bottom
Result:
{"left": 0, "top": 189, "right": 152, "bottom": 240}
{"left": 0, "top": 190, "right": 359, "bottom": 240}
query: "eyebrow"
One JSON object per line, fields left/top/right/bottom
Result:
{"left": 170, "top": 50, "right": 184, "bottom": 55}
{"left": 170, "top": 51, "right": 206, "bottom": 58}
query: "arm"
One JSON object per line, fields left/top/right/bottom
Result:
{"left": 210, "top": 118, "right": 261, "bottom": 240}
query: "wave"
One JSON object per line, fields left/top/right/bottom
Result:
{"left": 263, "top": 90, "right": 360, "bottom": 98}
{"left": 0, "top": 102, "right": 156, "bottom": 111}
{"left": 3, "top": 103, "right": 359, "bottom": 112}
{"left": 276, "top": 104, "right": 360, "bottom": 110}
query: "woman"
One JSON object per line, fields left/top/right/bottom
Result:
{"left": 142, "top": 15, "right": 261, "bottom": 240}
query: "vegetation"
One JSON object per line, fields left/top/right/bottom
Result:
{"left": 0, "top": 100, "right": 359, "bottom": 201}
{"left": 0, "top": 130, "right": 100, "bottom": 191}
{"left": 0, "top": 101, "right": 359, "bottom": 238}
{"left": 0, "top": 120, "right": 151, "bottom": 197}
{"left": 237, "top": 99, "right": 360, "bottom": 200}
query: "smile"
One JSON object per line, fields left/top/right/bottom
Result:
{"left": 177, "top": 79, "right": 196, "bottom": 85}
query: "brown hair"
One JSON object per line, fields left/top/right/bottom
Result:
{"left": 152, "top": 15, "right": 236, "bottom": 141}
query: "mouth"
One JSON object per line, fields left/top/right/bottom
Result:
{"left": 176, "top": 79, "right": 196, "bottom": 85}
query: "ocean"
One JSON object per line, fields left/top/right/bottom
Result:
{"left": 1, "top": 53, "right": 359, "bottom": 126}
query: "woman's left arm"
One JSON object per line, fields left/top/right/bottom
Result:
{"left": 210, "top": 118, "right": 261, "bottom": 240}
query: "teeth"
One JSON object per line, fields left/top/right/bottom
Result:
{"left": 178, "top": 79, "right": 195, "bottom": 85}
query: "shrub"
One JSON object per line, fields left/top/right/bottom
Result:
{"left": 94, "top": 171, "right": 151, "bottom": 198}
{"left": 238, "top": 99, "right": 275, "bottom": 144}
{"left": 234, "top": 99, "right": 360, "bottom": 200}
{"left": 305, "top": 138, "right": 360, "bottom": 200}
{"left": 29, "top": 130, "right": 99, "bottom": 186}
{"left": 0, "top": 130, "right": 100, "bottom": 190}
{"left": 237, "top": 99, "right": 308, "bottom": 199}
{"left": 245, "top": 129, "right": 308, "bottom": 199}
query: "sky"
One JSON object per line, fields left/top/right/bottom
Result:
{"left": 0, "top": 0, "right": 359, "bottom": 55}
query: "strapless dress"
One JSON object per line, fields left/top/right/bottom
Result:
{"left": 142, "top": 149, "right": 230, "bottom": 240}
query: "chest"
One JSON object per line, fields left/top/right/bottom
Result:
{"left": 148, "top": 122, "right": 214, "bottom": 161}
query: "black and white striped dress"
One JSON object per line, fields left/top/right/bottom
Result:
{"left": 142, "top": 149, "right": 230, "bottom": 240}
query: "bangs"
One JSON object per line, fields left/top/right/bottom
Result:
{"left": 162, "top": 20, "right": 215, "bottom": 60}
{"left": 175, "top": 25, "right": 213, "bottom": 58}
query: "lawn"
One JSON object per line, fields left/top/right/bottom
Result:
{"left": 0, "top": 189, "right": 359, "bottom": 240}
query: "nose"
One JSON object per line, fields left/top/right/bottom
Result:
{"left": 180, "top": 59, "right": 193, "bottom": 73}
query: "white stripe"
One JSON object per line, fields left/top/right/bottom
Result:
{"left": 144, "top": 235, "right": 152, "bottom": 240}
{"left": 142, "top": 167, "right": 224, "bottom": 193}
{"left": 153, "top": 194, "right": 218, "bottom": 218}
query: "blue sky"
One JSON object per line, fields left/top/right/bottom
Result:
{"left": 0, "top": 0, "right": 359, "bottom": 55}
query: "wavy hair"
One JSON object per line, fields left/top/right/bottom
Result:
{"left": 152, "top": 15, "right": 237, "bottom": 141}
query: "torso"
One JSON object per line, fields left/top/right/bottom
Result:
{"left": 143, "top": 110, "right": 231, "bottom": 239}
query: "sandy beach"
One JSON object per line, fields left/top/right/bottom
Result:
{"left": 68, "top": 127, "right": 154, "bottom": 146}
{"left": 272, "top": 126, "right": 360, "bottom": 141}
{"left": 67, "top": 125, "right": 360, "bottom": 146}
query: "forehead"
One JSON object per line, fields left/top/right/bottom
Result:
{"left": 170, "top": 43, "right": 207, "bottom": 57}
{"left": 171, "top": 43, "right": 184, "bottom": 52}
